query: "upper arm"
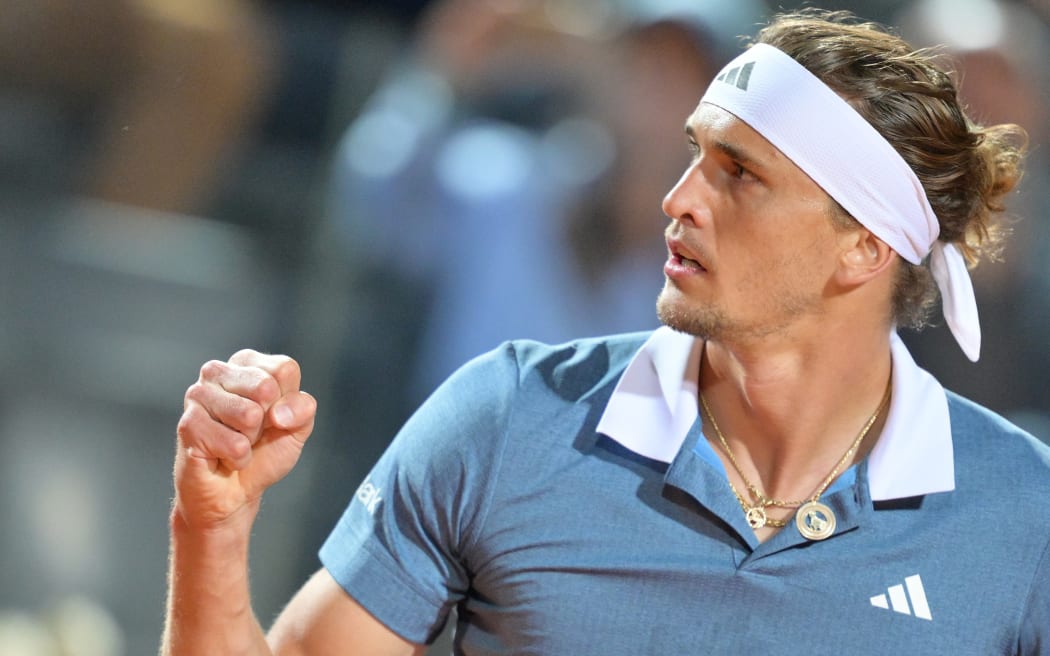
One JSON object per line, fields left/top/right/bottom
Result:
{"left": 268, "top": 568, "right": 427, "bottom": 656}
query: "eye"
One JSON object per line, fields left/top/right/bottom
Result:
{"left": 687, "top": 140, "right": 701, "bottom": 161}
{"left": 731, "top": 161, "right": 756, "bottom": 181}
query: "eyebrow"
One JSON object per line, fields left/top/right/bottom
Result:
{"left": 684, "top": 123, "right": 768, "bottom": 172}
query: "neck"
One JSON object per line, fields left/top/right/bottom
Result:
{"left": 700, "top": 324, "right": 893, "bottom": 505}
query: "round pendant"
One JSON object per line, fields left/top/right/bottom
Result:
{"left": 796, "top": 500, "right": 836, "bottom": 541}
{"left": 745, "top": 506, "right": 768, "bottom": 529}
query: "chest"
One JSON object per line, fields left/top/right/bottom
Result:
{"left": 454, "top": 446, "right": 1029, "bottom": 655}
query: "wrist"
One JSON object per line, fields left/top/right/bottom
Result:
{"left": 168, "top": 498, "right": 260, "bottom": 587}
{"left": 170, "top": 494, "right": 261, "bottom": 537}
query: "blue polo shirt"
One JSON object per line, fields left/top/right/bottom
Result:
{"left": 320, "top": 329, "right": 1050, "bottom": 654}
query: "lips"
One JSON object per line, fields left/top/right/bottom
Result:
{"left": 666, "top": 236, "right": 707, "bottom": 272}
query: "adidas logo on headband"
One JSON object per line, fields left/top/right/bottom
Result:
{"left": 716, "top": 61, "right": 756, "bottom": 91}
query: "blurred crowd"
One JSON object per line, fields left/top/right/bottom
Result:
{"left": 0, "top": 0, "right": 1046, "bottom": 653}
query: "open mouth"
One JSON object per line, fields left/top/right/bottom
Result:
{"left": 677, "top": 253, "right": 704, "bottom": 270}
{"left": 667, "top": 237, "right": 707, "bottom": 272}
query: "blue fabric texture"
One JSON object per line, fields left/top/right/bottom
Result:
{"left": 320, "top": 332, "right": 1050, "bottom": 654}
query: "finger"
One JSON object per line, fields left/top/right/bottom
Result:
{"left": 198, "top": 358, "right": 282, "bottom": 411}
{"left": 228, "top": 350, "right": 302, "bottom": 398}
{"left": 177, "top": 399, "right": 254, "bottom": 471}
{"left": 246, "top": 395, "right": 317, "bottom": 493}
{"left": 185, "top": 375, "right": 267, "bottom": 438}
{"left": 269, "top": 391, "right": 318, "bottom": 433}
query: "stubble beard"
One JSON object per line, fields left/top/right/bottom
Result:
{"left": 655, "top": 285, "right": 727, "bottom": 340}
{"left": 656, "top": 280, "right": 819, "bottom": 343}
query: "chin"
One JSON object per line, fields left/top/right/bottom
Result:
{"left": 656, "top": 288, "right": 723, "bottom": 340}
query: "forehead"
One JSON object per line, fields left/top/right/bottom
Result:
{"left": 687, "top": 103, "right": 787, "bottom": 160}
{"left": 692, "top": 102, "right": 831, "bottom": 187}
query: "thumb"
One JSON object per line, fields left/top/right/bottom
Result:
{"left": 268, "top": 391, "right": 317, "bottom": 434}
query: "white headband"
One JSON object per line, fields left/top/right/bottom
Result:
{"left": 701, "top": 43, "right": 980, "bottom": 362}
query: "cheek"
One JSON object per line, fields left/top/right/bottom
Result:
{"left": 731, "top": 230, "right": 825, "bottom": 293}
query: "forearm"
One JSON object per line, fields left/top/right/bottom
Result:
{"left": 161, "top": 503, "right": 271, "bottom": 656}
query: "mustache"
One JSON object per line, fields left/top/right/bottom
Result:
{"left": 665, "top": 226, "right": 711, "bottom": 265}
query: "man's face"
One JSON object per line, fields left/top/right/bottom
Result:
{"left": 656, "top": 102, "right": 845, "bottom": 343}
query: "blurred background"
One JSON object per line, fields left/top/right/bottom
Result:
{"left": 0, "top": 0, "right": 1046, "bottom": 653}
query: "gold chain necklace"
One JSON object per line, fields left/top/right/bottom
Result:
{"left": 700, "top": 380, "right": 891, "bottom": 538}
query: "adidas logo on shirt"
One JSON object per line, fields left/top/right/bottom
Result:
{"left": 716, "top": 61, "right": 756, "bottom": 91}
{"left": 870, "top": 574, "right": 932, "bottom": 621}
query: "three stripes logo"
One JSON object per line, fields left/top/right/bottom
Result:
{"left": 870, "top": 574, "right": 932, "bottom": 621}
{"left": 716, "top": 61, "right": 756, "bottom": 91}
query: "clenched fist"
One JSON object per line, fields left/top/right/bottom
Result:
{"left": 173, "top": 349, "right": 317, "bottom": 530}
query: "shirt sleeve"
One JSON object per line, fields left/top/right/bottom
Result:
{"left": 319, "top": 342, "right": 519, "bottom": 645}
{"left": 1018, "top": 535, "right": 1050, "bottom": 655}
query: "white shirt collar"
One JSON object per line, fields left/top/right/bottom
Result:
{"left": 595, "top": 326, "right": 955, "bottom": 500}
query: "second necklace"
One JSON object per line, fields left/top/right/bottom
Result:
{"left": 700, "top": 380, "right": 891, "bottom": 540}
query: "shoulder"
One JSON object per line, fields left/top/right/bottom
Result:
{"left": 399, "top": 331, "right": 653, "bottom": 498}
{"left": 507, "top": 330, "right": 652, "bottom": 401}
{"left": 944, "top": 394, "right": 1050, "bottom": 646}
{"left": 393, "top": 330, "right": 652, "bottom": 455}
{"left": 946, "top": 391, "right": 1050, "bottom": 489}
{"left": 430, "top": 331, "right": 651, "bottom": 409}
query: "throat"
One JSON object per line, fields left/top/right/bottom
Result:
{"left": 700, "top": 374, "right": 891, "bottom": 543}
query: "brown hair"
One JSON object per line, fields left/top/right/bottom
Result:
{"left": 754, "top": 9, "right": 1027, "bottom": 329}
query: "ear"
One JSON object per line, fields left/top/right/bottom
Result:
{"left": 835, "top": 227, "right": 896, "bottom": 286}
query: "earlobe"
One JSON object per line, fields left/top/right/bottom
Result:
{"left": 837, "top": 229, "right": 895, "bottom": 285}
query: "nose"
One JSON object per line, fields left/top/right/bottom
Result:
{"left": 662, "top": 164, "right": 711, "bottom": 227}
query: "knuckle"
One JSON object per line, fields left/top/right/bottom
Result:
{"left": 246, "top": 373, "right": 280, "bottom": 405}
{"left": 176, "top": 403, "right": 206, "bottom": 440}
{"left": 230, "top": 348, "right": 260, "bottom": 363}
{"left": 199, "top": 359, "right": 226, "bottom": 381}
{"left": 274, "top": 355, "right": 299, "bottom": 378}
{"left": 184, "top": 381, "right": 208, "bottom": 404}
{"left": 228, "top": 435, "right": 251, "bottom": 461}
{"left": 272, "top": 357, "right": 303, "bottom": 394}
{"left": 232, "top": 399, "right": 265, "bottom": 429}
{"left": 175, "top": 414, "right": 191, "bottom": 439}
